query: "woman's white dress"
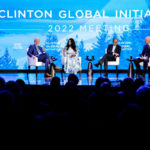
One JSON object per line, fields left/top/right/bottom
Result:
{"left": 62, "top": 47, "right": 81, "bottom": 74}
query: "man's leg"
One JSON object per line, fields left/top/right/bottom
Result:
{"left": 94, "top": 54, "right": 109, "bottom": 67}
{"left": 134, "top": 58, "right": 143, "bottom": 75}
{"left": 143, "top": 59, "right": 148, "bottom": 76}
{"left": 38, "top": 54, "right": 51, "bottom": 77}
{"left": 104, "top": 59, "right": 108, "bottom": 76}
{"left": 45, "top": 53, "right": 61, "bottom": 70}
{"left": 38, "top": 53, "right": 61, "bottom": 72}
{"left": 103, "top": 55, "right": 115, "bottom": 76}
{"left": 44, "top": 54, "right": 55, "bottom": 72}
{"left": 45, "top": 58, "right": 50, "bottom": 73}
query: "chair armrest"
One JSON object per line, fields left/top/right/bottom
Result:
{"left": 27, "top": 56, "right": 38, "bottom": 65}
{"left": 28, "top": 56, "right": 38, "bottom": 61}
{"left": 116, "top": 56, "right": 120, "bottom": 64}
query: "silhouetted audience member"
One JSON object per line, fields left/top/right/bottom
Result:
{"left": 136, "top": 85, "right": 150, "bottom": 110}
{"left": 95, "top": 77, "right": 111, "bottom": 91}
{"left": 95, "top": 77, "right": 105, "bottom": 90}
{"left": 6, "top": 81, "right": 22, "bottom": 100}
{"left": 0, "top": 90, "right": 14, "bottom": 112}
{"left": 89, "top": 77, "right": 111, "bottom": 103}
{"left": 118, "top": 77, "right": 135, "bottom": 104}
{"left": 64, "top": 81, "right": 79, "bottom": 103}
{"left": 122, "top": 77, "right": 134, "bottom": 92}
{"left": 16, "top": 79, "right": 26, "bottom": 90}
{"left": 134, "top": 78, "right": 144, "bottom": 91}
{"left": 0, "top": 75, "right": 149, "bottom": 129}
{"left": 64, "top": 81, "right": 87, "bottom": 127}
{"left": 118, "top": 103, "right": 145, "bottom": 128}
{"left": 99, "top": 82, "right": 111, "bottom": 93}
{"left": 68, "top": 74, "right": 79, "bottom": 85}
{"left": 50, "top": 77, "right": 60, "bottom": 88}
{"left": 0, "top": 90, "right": 16, "bottom": 129}
{"left": 0, "top": 77, "right": 5, "bottom": 91}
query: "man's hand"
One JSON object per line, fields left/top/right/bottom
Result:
{"left": 32, "top": 56, "right": 37, "bottom": 59}
{"left": 114, "top": 53, "right": 119, "bottom": 57}
{"left": 42, "top": 47, "right": 46, "bottom": 52}
{"left": 140, "top": 57, "right": 147, "bottom": 60}
{"left": 70, "top": 54, "right": 76, "bottom": 58}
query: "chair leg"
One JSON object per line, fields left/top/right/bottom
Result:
{"left": 62, "top": 65, "right": 67, "bottom": 78}
{"left": 100, "top": 65, "right": 102, "bottom": 76}
{"left": 61, "top": 65, "right": 64, "bottom": 79}
{"left": 36, "top": 66, "right": 38, "bottom": 79}
{"left": 61, "top": 70, "right": 63, "bottom": 80}
{"left": 80, "top": 70, "right": 81, "bottom": 80}
{"left": 27, "top": 66, "right": 30, "bottom": 77}
{"left": 116, "top": 66, "right": 118, "bottom": 79}
{"left": 148, "top": 67, "right": 150, "bottom": 80}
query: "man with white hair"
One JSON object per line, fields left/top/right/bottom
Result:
{"left": 134, "top": 36, "right": 150, "bottom": 77}
{"left": 27, "top": 38, "right": 61, "bottom": 77}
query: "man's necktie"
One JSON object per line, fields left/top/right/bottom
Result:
{"left": 36, "top": 46, "right": 41, "bottom": 55}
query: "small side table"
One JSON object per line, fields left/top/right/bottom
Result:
{"left": 86, "top": 56, "right": 95, "bottom": 77}
{"left": 127, "top": 56, "right": 134, "bottom": 78}
{"left": 50, "top": 56, "right": 57, "bottom": 77}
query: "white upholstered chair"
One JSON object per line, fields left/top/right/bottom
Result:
{"left": 139, "top": 58, "right": 150, "bottom": 66}
{"left": 100, "top": 49, "right": 120, "bottom": 77}
{"left": 27, "top": 48, "right": 45, "bottom": 76}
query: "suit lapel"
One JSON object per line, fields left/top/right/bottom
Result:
{"left": 33, "top": 44, "right": 37, "bottom": 51}
{"left": 147, "top": 44, "right": 150, "bottom": 51}
{"left": 110, "top": 45, "right": 113, "bottom": 52}
{"left": 38, "top": 46, "right": 43, "bottom": 53}
{"left": 34, "top": 44, "right": 41, "bottom": 54}
{"left": 111, "top": 44, "right": 117, "bottom": 53}
{"left": 114, "top": 45, "right": 118, "bottom": 53}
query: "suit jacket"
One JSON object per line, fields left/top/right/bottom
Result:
{"left": 107, "top": 44, "right": 121, "bottom": 56}
{"left": 27, "top": 44, "right": 44, "bottom": 57}
{"left": 141, "top": 44, "right": 150, "bottom": 58}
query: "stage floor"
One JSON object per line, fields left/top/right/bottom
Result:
{"left": 0, "top": 72, "right": 150, "bottom": 86}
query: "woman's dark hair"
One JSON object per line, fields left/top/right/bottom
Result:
{"left": 66, "top": 38, "right": 77, "bottom": 51}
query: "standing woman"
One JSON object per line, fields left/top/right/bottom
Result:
{"left": 62, "top": 38, "right": 81, "bottom": 74}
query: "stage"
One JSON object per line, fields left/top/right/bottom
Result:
{"left": 0, "top": 72, "right": 150, "bottom": 86}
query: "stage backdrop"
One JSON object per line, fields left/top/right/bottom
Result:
{"left": 0, "top": 0, "right": 150, "bottom": 70}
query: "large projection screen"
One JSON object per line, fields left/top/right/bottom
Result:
{"left": 0, "top": 0, "right": 150, "bottom": 70}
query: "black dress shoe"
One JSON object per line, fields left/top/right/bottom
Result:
{"left": 55, "top": 66, "right": 61, "bottom": 70}
{"left": 94, "top": 64, "right": 99, "bottom": 68}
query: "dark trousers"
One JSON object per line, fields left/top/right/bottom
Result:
{"left": 99, "top": 54, "right": 116, "bottom": 72}
{"left": 134, "top": 58, "right": 148, "bottom": 75}
{"left": 38, "top": 53, "right": 55, "bottom": 73}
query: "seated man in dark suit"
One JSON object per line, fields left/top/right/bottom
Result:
{"left": 27, "top": 38, "right": 61, "bottom": 77}
{"left": 94, "top": 38, "right": 121, "bottom": 76}
{"left": 134, "top": 36, "right": 150, "bottom": 77}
